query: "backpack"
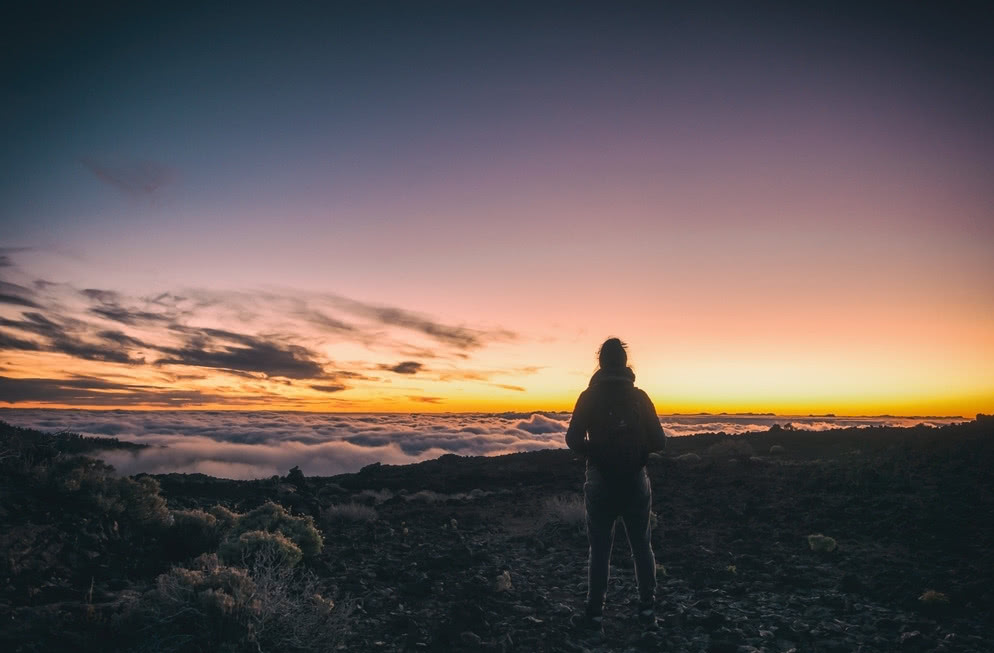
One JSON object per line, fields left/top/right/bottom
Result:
{"left": 588, "top": 387, "right": 649, "bottom": 481}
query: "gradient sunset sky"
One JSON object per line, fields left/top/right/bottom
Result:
{"left": 1, "top": 1, "right": 992, "bottom": 415}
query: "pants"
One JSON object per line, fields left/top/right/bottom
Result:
{"left": 583, "top": 465, "right": 656, "bottom": 614}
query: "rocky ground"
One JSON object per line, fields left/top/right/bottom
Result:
{"left": 2, "top": 418, "right": 993, "bottom": 652}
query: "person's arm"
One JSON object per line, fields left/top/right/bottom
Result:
{"left": 641, "top": 391, "right": 667, "bottom": 452}
{"left": 565, "top": 390, "right": 591, "bottom": 456}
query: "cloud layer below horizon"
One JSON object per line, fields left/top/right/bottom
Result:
{"left": 0, "top": 409, "right": 964, "bottom": 480}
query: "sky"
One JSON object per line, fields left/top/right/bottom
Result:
{"left": 1, "top": 1, "right": 992, "bottom": 416}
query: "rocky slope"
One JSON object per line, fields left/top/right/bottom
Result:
{"left": 2, "top": 418, "right": 992, "bottom": 652}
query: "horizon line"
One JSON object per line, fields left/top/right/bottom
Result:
{"left": 0, "top": 406, "right": 972, "bottom": 420}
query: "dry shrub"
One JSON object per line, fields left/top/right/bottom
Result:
{"left": 246, "top": 543, "right": 351, "bottom": 651}
{"left": 220, "top": 530, "right": 303, "bottom": 567}
{"left": 322, "top": 503, "right": 377, "bottom": 523}
{"left": 542, "top": 495, "right": 585, "bottom": 526}
{"left": 224, "top": 501, "right": 323, "bottom": 558}
{"left": 209, "top": 505, "right": 239, "bottom": 531}
{"left": 166, "top": 509, "right": 221, "bottom": 559}
{"left": 166, "top": 501, "right": 322, "bottom": 564}
{"left": 353, "top": 488, "right": 394, "bottom": 504}
{"left": 919, "top": 590, "right": 949, "bottom": 604}
{"left": 807, "top": 533, "right": 838, "bottom": 552}
{"left": 37, "top": 455, "right": 170, "bottom": 531}
{"left": 402, "top": 488, "right": 492, "bottom": 503}
{"left": 403, "top": 490, "right": 446, "bottom": 503}
{"left": 137, "top": 548, "right": 351, "bottom": 652}
{"left": 706, "top": 438, "right": 756, "bottom": 459}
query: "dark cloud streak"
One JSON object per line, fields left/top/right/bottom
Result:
{"left": 0, "top": 313, "right": 144, "bottom": 364}
{"left": 408, "top": 395, "right": 444, "bottom": 404}
{"left": 0, "top": 330, "right": 42, "bottom": 351}
{"left": 0, "top": 376, "right": 232, "bottom": 406}
{"left": 0, "top": 281, "right": 41, "bottom": 308}
{"left": 310, "top": 383, "right": 347, "bottom": 393}
{"left": 154, "top": 328, "right": 325, "bottom": 379}
{"left": 380, "top": 361, "right": 423, "bottom": 375}
{"left": 0, "top": 294, "right": 40, "bottom": 308}
{"left": 327, "top": 294, "right": 515, "bottom": 350}
{"left": 83, "top": 288, "right": 174, "bottom": 325}
{"left": 80, "top": 158, "right": 174, "bottom": 197}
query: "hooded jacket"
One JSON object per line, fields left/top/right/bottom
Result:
{"left": 564, "top": 366, "right": 666, "bottom": 460}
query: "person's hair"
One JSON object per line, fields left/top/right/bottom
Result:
{"left": 597, "top": 337, "right": 628, "bottom": 370}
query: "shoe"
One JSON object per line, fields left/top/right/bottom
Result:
{"left": 569, "top": 610, "right": 604, "bottom": 635}
{"left": 637, "top": 599, "right": 657, "bottom": 629}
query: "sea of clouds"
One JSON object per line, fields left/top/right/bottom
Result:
{"left": 0, "top": 409, "right": 965, "bottom": 480}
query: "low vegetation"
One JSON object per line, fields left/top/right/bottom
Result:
{"left": 540, "top": 494, "right": 586, "bottom": 527}
{"left": 134, "top": 547, "right": 350, "bottom": 652}
{"left": 705, "top": 438, "right": 756, "bottom": 459}
{"left": 808, "top": 533, "right": 838, "bottom": 552}
{"left": 0, "top": 421, "right": 344, "bottom": 652}
{"left": 322, "top": 502, "right": 378, "bottom": 523}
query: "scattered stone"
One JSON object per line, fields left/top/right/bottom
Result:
{"left": 495, "top": 570, "right": 512, "bottom": 592}
{"left": 459, "top": 631, "right": 482, "bottom": 646}
{"left": 807, "top": 533, "right": 838, "bottom": 552}
{"left": 4, "top": 421, "right": 994, "bottom": 653}
{"left": 899, "top": 630, "right": 922, "bottom": 646}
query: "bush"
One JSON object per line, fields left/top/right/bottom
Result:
{"left": 214, "top": 501, "right": 323, "bottom": 563}
{"left": 209, "top": 505, "right": 239, "bottom": 531}
{"left": 220, "top": 530, "right": 303, "bottom": 567}
{"left": 34, "top": 456, "right": 170, "bottom": 532}
{"left": 541, "top": 495, "right": 585, "bottom": 527}
{"left": 808, "top": 533, "right": 838, "bottom": 552}
{"left": 116, "top": 476, "right": 171, "bottom": 528}
{"left": 706, "top": 438, "right": 756, "bottom": 459}
{"left": 353, "top": 488, "right": 394, "bottom": 505}
{"left": 166, "top": 509, "right": 221, "bottom": 560}
{"left": 400, "top": 488, "right": 494, "bottom": 503}
{"left": 140, "top": 553, "right": 259, "bottom": 651}
{"left": 322, "top": 503, "right": 378, "bottom": 523}
{"left": 402, "top": 490, "right": 447, "bottom": 503}
{"left": 136, "top": 549, "right": 350, "bottom": 652}
{"left": 919, "top": 590, "right": 949, "bottom": 604}
{"left": 247, "top": 543, "right": 351, "bottom": 651}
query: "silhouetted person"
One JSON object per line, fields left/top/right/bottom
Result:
{"left": 565, "top": 337, "right": 666, "bottom": 633}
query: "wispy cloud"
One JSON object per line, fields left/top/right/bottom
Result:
{"left": 0, "top": 260, "right": 528, "bottom": 406}
{"left": 310, "top": 383, "right": 347, "bottom": 393}
{"left": 0, "top": 280, "right": 41, "bottom": 308}
{"left": 154, "top": 326, "right": 326, "bottom": 379}
{"left": 81, "top": 158, "right": 174, "bottom": 198}
{"left": 494, "top": 383, "right": 526, "bottom": 392}
{"left": 325, "top": 294, "right": 515, "bottom": 350}
{"left": 0, "top": 248, "right": 31, "bottom": 269}
{"left": 380, "top": 361, "right": 423, "bottom": 375}
{"left": 0, "top": 312, "right": 145, "bottom": 364}
{"left": 408, "top": 395, "right": 444, "bottom": 404}
{"left": 0, "top": 330, "right": 42, "bottom": 351}
{"left": 0, "top": 376, "right": 240, "bottom": 406}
